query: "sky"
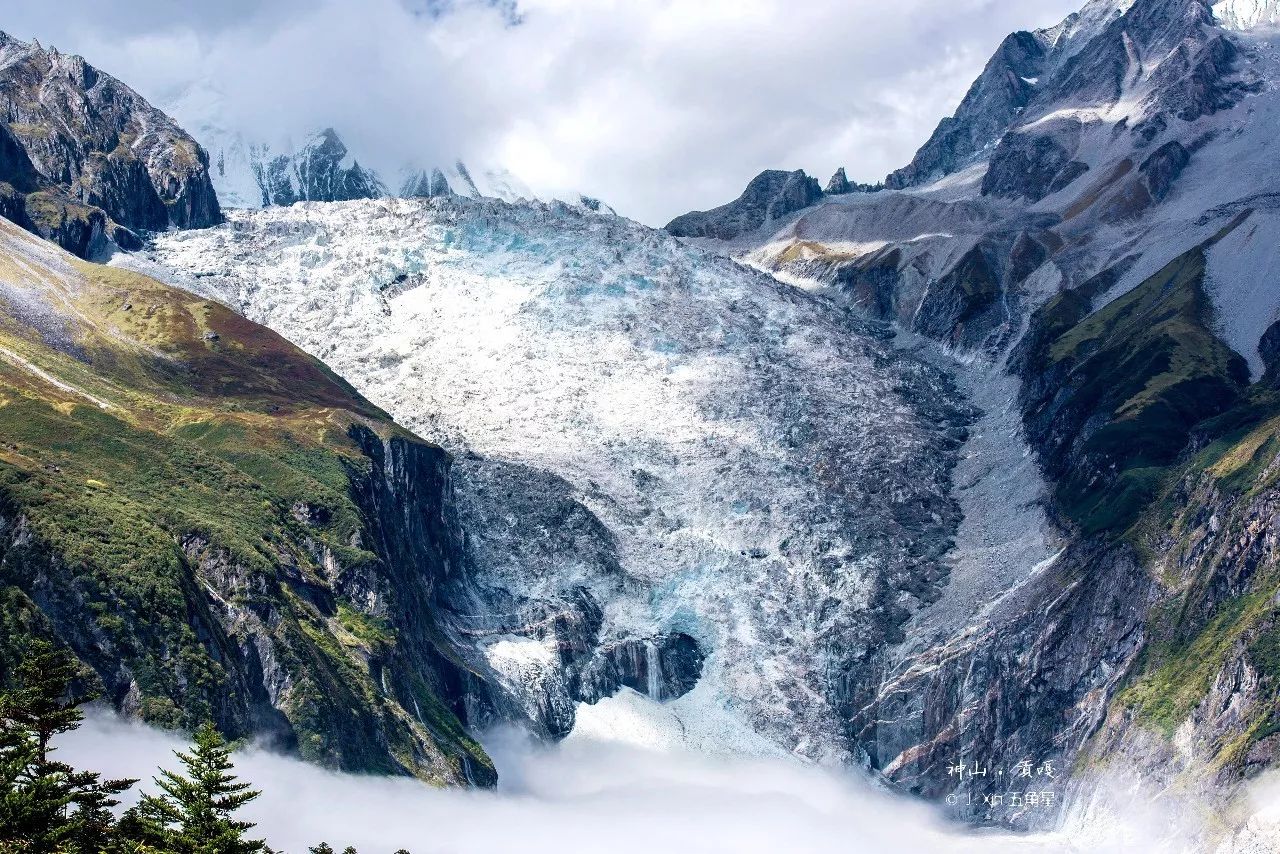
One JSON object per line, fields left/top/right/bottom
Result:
{"left": 3, "top": 0, "right": 1083, "bottom": 225}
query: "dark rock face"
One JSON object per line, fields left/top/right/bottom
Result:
{"left": 831, "top": 247, "right": 903, "bottom": 320}
{"left": 1137, "top": 19, "right": 1257, "bottom": 121}
{"left": 21, "top": 193, "right": 113, "bottom": 258}
{"left": 823, "top": 167, "right": 883, "bottom": 196}
{"left": 255, "top": 128, "right": 384, "bottom": 206}
{"left": 0, "top": 122, "right": 41, "bottom": 194}
{"left": 665, "top": 169, "right": 823, "bottom": 240}
{"left": 913, "top": 244, "right": 1004, "bottom": 348}
{"left": 981, "top": 122, "right": 1081, "bottom": 201}
{"left": 1046, "top": 160, "right": 1090, "bottom": 194}
{"left": 887, "top": 30, "right": 1048, "bottom": 189}
{"left": 579, "top": 634, "right": 704, "bottom": 703}
{"left": 825, "top": 167, "right": 853, "bottom": 195}
{"left": 342, "top": 426, "right": 498, "bottom": 784}
{"left": 909, "top": 231, "right": 1056, "bottom": 352}
{"left": 0, "top": 31, "right": 221, "bottom": 254}
{"left": 854, "top": 536, "right": 1157, "bottom": 824}
{"left": 0, "top": 123, "right": 127, "bottom": 256}
{"left": 402, "top": 167, "right": 454, "bottom": 198}
{"left": 1260, "top": 319, "right": 1280, "bottom": 374}
{"left": 829, "top": 239, "right": 1254, "bottom": 825}
{"left": 1138, "top": 139, "right": 1190, "bottom": 201}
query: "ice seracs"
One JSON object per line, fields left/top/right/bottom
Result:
{"left": 1214, "top": 0, "right": 1280, "bottom": 28}
{"left": 143, "top": 193, "right": 973, "bottom": 764}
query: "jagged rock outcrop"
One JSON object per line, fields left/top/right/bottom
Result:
{"left": 1138, "top": 139, "right": 1191, "bottom": 201}
{"left": 665, "top": 169, "right": 823, "bottom": 240}
{"left": 825, "top": 167, "right": 853, "bottom": 195}
{"left": 0, "top": 31, "right": 221, "bottom": 257}
{"left": 887, "top": 30, "right": 1048, "bottom": 189}
{"left": 823, "top": 167, "right": 882, "bottom": 196}
{"left": 981, "top": 119, "right": 1083, "bottom": 201}
{"left": 577, "top": 634, "right": 704, "bottom": 704}
{"left": 255, "top": 128, "right": 385, "bottom": 206}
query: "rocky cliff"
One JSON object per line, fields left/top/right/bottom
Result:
{"left": 678, "top": 0, "right": 1280, "bottom": 835}
{"left": 0, "top": 32, "right": 221, "bottom": 258}
{"left": 665, "top": 169, "right": 823, "bottom": 240}
{"left": 0, "top": 217, "right": 492, "bottom": 786}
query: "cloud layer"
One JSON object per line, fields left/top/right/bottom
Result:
{"left": 6, "top": 0, "right": 1084, "bottom": 224}
{"left": 59, "top": 709, "right": 1087, "bottom": 854}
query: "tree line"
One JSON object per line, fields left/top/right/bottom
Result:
{"left": 0, "top": 640, "right": 408, "bottom": 854}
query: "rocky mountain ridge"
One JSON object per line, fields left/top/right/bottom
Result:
{"left": 0, "top": 32, "right": 220, "bottom": 258}
{"left": 672, "top": 0, "right": 1280, "bottom": 839}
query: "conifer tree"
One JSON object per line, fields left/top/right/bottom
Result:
{"left": 0, "top": 639, "right": 136, "bottom": 854}
{"left": 129, "top": 722, "right": 268, "bottom": 854}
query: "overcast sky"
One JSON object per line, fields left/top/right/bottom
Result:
{"left": 5, "top": 0, "right": 1083, "bottom": 225}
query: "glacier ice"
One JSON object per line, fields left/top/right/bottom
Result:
{"left": 143, "top": 194, "right": 974, "bottom": 762}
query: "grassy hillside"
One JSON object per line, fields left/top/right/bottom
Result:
{"left": 1019, "top": 238, "right": 1249, "bottom": 536}
{"left": 1015, "top": 213, "right": 1280, "bottom": 787}
{"left": 1114, "top": 371, "right": 1280, "bottom": 758}
{"left": 0, "top": 218, "right": 493, "bottom": 785}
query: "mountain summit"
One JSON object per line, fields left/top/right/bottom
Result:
{"left": 0, "top": 32, "right": 220, "bottom": 257}
{"left": 657, "top": 0, "right": 1280, "bottom": 835}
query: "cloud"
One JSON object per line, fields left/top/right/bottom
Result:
{"left": 62, "top": 694, "right": 1276, "bottom": 854}
{"left": 59, "top": 707, "right": 1101, "bottom": 854}
{"left": 6, "top": 0, "right": 1085, "bottom": 225}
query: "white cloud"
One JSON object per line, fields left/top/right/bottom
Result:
{"left": 57, "top": 708, "right": 1117, "bottom": 854}
{"left": 4, "top": 0, "right": 1083, "bottom": 222}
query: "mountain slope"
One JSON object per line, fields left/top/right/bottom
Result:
{"left": 0, "top": 216, "right": 492, "bottom": 786}
{"left": 654, "top": 0, "right": 1280, "bottom": 833}
{"left": 0, "top": 33, "right": 221, "bottom": 258}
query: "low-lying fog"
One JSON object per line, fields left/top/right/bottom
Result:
{"left": 58, "top": 692, "right": 1272, "bottom": 854}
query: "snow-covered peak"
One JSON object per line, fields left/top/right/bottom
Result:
{"left": 163, "top": 83, "right": 603, "bottom": 212}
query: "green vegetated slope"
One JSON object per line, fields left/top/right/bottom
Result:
{"left": 1020, "top": 212, "right": 1280, "bottom": 778}
{"left": 0, "top": 217, "right": 493, "bottom": 785}
{"left": 1114, "top": 361, "right": 1280, "bottom": 766}
{"left": 1018, "top": 233, "right": 1249, "bottom": 536}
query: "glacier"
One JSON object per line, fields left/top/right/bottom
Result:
{"left": 100, "top": 0, "right": 1280, "bottom": 844}
{"left": 137, "top": 194, "right": 994, "bottom": 765}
